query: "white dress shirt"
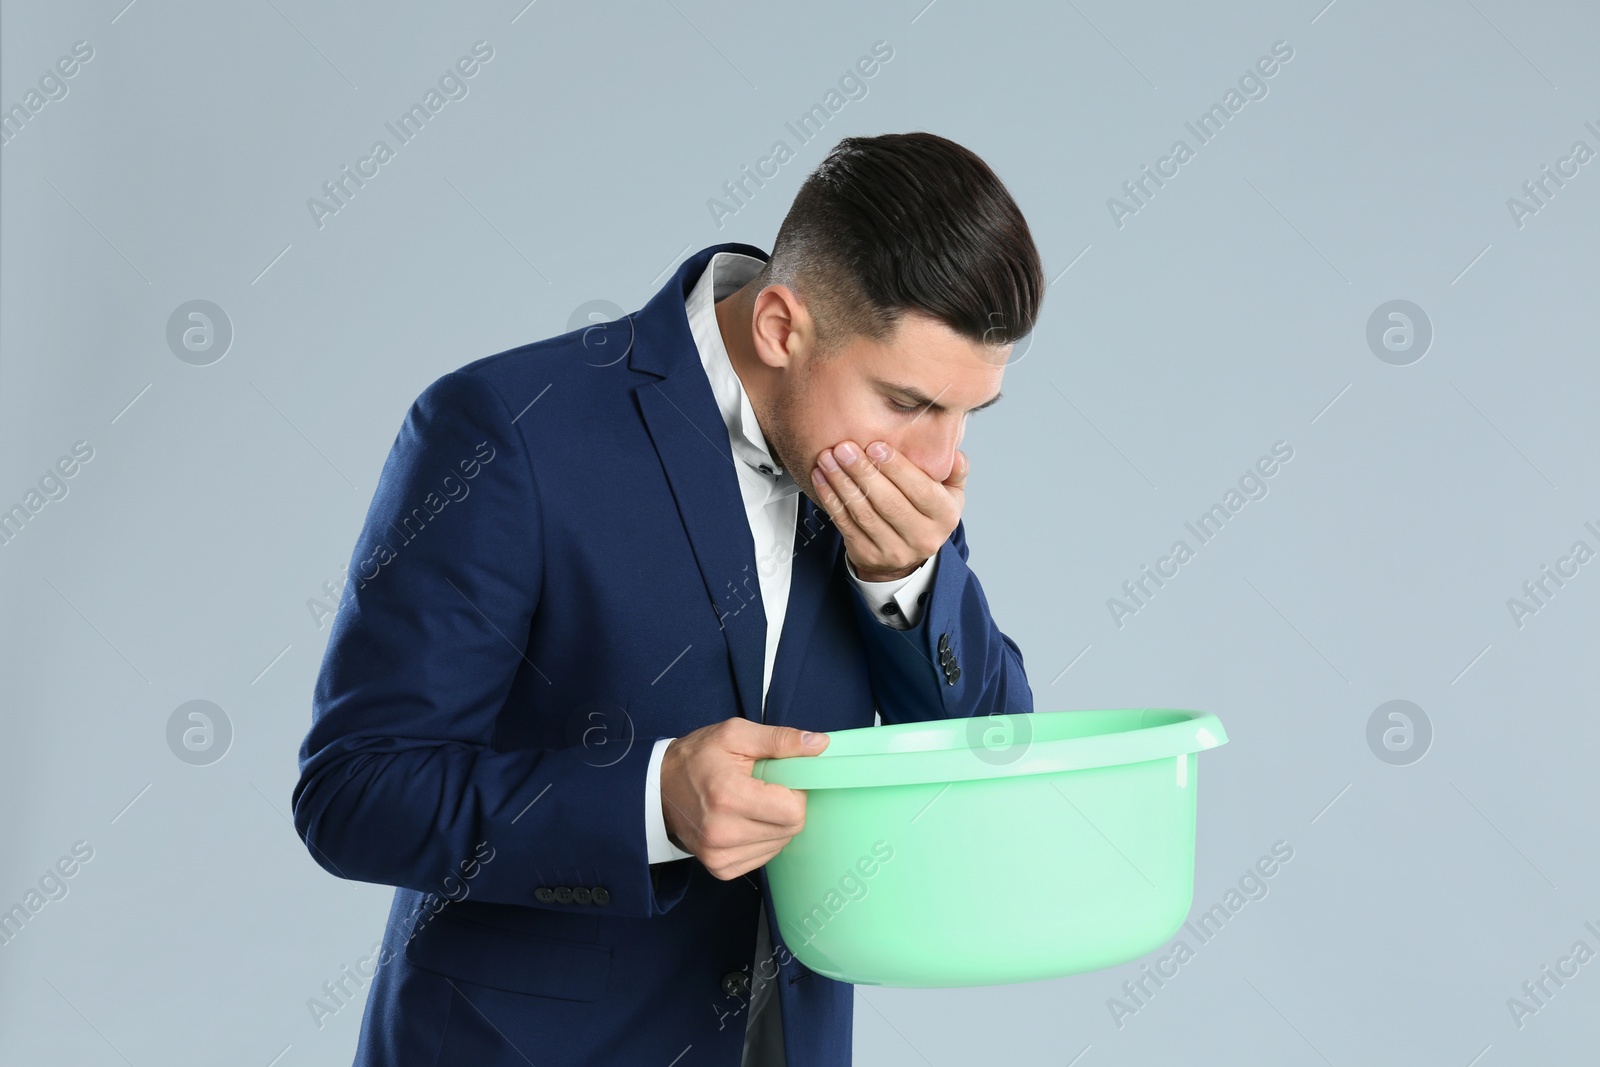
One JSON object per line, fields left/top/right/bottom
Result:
{"left": 642, "top": 251, "right": 938, "bottom": 1064}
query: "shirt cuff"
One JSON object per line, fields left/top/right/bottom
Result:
{"left": 646, "top": 737, "right": 696, "bottom": 864}
{"left": 845, "top": 552, "right": 938, "bottom": 629}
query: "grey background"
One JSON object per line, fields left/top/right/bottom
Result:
{"left": 2, "top": 0, "right": 1596, "bottom": 1063}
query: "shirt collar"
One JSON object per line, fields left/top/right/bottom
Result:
{"left": 685, "top": 251, "right": 800, "bottom": 500}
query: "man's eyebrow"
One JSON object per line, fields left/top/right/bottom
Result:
{"left": 875, "top": 379, "right": 1004, "bottom": 414}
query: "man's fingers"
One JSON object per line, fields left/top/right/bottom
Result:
{"left": 705, "top": 839, "right": 788, "bottom": 880}
{"left": 842, "top": 442, "right": 930, "bottom": 522}
{"left": 716, "top": 775, "right": 807, "bottom": 831}
{"left": 667, "top": 777, "right": 801, "bottom": 848}
{"left": 820, "top": 440, "right": 967, "bottom": 562}
{"left": 944, "top": 449, "right": 969, "bottom": 490}
{"left": 866, "top": 441, "right": 954, "bottom": 521}
{"left": 814, "top": 441, "right": 941, "bottom": 555}
{"left": 811, "top": 465, "right": 875, "bottom": 556}
{"left": 692, "top": 783, "right": 804, "bottom": 875}
{"left": 813, "top": 447, "right": 898, "bottom": 554}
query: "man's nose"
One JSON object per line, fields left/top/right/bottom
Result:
{"left": 900, "top": 416, "right": 965, "bottom": 483}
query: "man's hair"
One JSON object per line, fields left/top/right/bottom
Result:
{"left": 754, "top": 131, "right": 1044, "bottom": 361}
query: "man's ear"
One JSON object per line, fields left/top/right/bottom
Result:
{"left": 751, "top": 284, "right": 809, "bottom": 370}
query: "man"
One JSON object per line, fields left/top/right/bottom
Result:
{"left": 293, "top": 131, "right": 1043, "bottom": 1067}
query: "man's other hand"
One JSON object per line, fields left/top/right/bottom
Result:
{"left": 811, "top": 440, "right": 966, "bottom": 582}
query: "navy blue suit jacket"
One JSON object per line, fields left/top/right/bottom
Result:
{"left": 292, "top": 242, "right": 1033, "bottom": 1066}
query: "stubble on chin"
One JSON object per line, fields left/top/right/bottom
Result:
{"left": 756, "top": 382, "right": 795, "bottom": 478}
{"left": 757, "top": 363, "right": 835, "bottom": 515}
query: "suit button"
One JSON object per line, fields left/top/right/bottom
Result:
{"left": 573, "top": 887, "right": 592, "bottom": 905}
{"left": 535, "top": 887, "right": 554, "bottom": 903}
{"left": 592, "top": 886, "right": 611, "bottom": 906}
{"left": 721, "top": 970, "right": 751, "bottom": 998}
{"left": 554, "top": 887, "right": 574, "bottom": 904}
{"left": 946, "top": 664, "right": 961, "bottom": 685}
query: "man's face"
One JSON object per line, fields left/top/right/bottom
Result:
{"left": 753, "top": 305, "right": 1009, "bottom": 512}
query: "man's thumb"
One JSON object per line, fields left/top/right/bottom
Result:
{"left": 757, "top": 725, "right": 829, "bottom": 758}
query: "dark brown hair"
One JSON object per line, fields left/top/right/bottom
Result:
{"left": 755, "top": 131, "right": 1044, "bottom": 360}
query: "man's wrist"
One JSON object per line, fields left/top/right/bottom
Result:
{"left": 660, "top": 739, "right": 684, "bottom": 852}
{"left": 851, "top": 559, "right": 922, "bottom": 583}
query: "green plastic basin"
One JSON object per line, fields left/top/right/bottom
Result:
{"left": 751, "top": 708, "right": 1228, "bottom": 987}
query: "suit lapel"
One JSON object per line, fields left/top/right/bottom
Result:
{"left": 627, "top": 242, "right": 840, "bottom": 730}
{"left": 763, "top": 493, "right": 840, "bottom": 729}
{"left": 636, "top": 373, "right": 769, "bottom": 724}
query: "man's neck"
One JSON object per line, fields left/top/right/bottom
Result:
{"left": 714, "top": 281, "right": 767, "bottom": 413}
{"left": 714, "top": 281, "right": 791, "bottom": 466}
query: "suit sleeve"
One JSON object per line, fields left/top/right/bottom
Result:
{"left": 847, "top": 518, "right": 1033, "bottom": 724}
{"left": 291, "top": 369, "right": 692, "bottom": 919}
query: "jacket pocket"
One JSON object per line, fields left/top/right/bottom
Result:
{"left": 405, "top": 910, "right": 612, "bottom": 1002}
